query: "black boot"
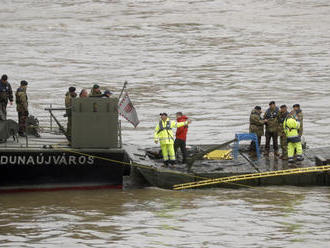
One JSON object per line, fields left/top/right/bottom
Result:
{"left": 163, "top": 160, "right": 169, "bottom": 167}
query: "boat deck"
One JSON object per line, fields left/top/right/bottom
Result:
{"left": 125, "top": 144, "right": 330, "bottom": 189}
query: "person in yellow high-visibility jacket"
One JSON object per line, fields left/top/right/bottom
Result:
{"left": 283, "top": 118, "right": 304, "bottom": 163}
{"left": 154, "top": 113, "right": 191, "bottom": 166}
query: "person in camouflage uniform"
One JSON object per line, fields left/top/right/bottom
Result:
{"left": 65, "top": 87, "right": 77, "bottom": 140}
{"left": 290, "top": 104, "right": 303, "bottom": 136}
{"left": 15, "top": 80, "right": 29, "bottom": 136}
{"left": 89, "top": 84, "right": 102, "bottom": 97}
{"left": 249, "top": 106, "right": 267, "bottom": 152}
{"left": 277, "top": 105, "right": 289, "bottom": 160}
{"left": 0, "top": 74, "right": 13, "bottom": 120}
{"left": 264, "top": 101, "right": 280, "bottom": 156}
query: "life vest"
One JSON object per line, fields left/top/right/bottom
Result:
{"left": 157, "top": 120, "right": 171, "bottom": 134}
{"left": 154, "top": 119, "right": 187, "bottom": 145}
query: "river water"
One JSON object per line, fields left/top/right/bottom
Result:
{"left": 1, "top": 0, "right": 330, "bottom": 247}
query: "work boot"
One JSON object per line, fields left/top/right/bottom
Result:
{"left": 288, "top": 157, "right": 295, "bottom": 164}
{"left": 274, "top": 151, "right": 280, "bottom": 157}
{"left": 162, "top": 160, "right": 169, "bottom": 168}
{"left": 296, "top": 155, "right": 304, "bottom": 161}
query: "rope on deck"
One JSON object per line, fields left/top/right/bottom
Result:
{"left": 172, "top": 165, "right": 330, "bottom": 190}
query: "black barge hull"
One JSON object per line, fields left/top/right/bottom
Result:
{"left": 0, "top": 148, "right": 130, "bottom": 193}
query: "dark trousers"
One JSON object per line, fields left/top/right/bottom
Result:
{"left": 18, "top": 111, "right": 28, "bottom": 134}
{"left": 250, "top": 136, "right": 261, "bottom": 151}
{"left": 0, "top": 102, "right": 7, "bottom": 120}
{"left": 174, "top": 138, "right": 187, "bottom": 163}
{"left": 265, "top": 131, "right": 278, "bottom": 152}
{"left": 67, "top": 115, "right": 72, "bottom": 140}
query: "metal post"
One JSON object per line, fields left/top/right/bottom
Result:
{"left": 118, "top": 81, "right": 128, "bottom": 100}
{"left": 50, "top": 104, "right": 53, "bottom": 132}
{"left": 119, "top": 120, "right": 122, "bottom": 148}
{"left": 25, "top": 132, "right": 28, "bottom": 148}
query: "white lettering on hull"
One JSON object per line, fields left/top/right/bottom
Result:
{"left": 0, "top": 154, "right": 95, "bottom": 166}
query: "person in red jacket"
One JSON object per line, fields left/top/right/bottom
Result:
{"left": 174, "top": 112, "right": 190, "bottom": 163}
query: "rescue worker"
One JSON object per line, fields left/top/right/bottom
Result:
{"left": 65, "top": 87, "right": 77, "bottom": 140}
{"left": 0, "top": 74, "right": 13, "bottom": 120}
{"left": 284, "top": 118, "right": 304, "bottom": 163}
{"left": 89, "top": 84, "right": 102, "bottom": 97}
{"left": 174, "top": 112, "right": 189, "bottom": 164}
{"left": 154, "top": 113, "right": 191, "bottom": 166}
{"left": 249, "top": 106, "right": 267, "bottom": 152}
{"left": 277, "top": 105, "right": 289, "bottom": 160}
{"left": 79, "top": 89, "right": 88, "bottom": 98}
{"left": 264, "top": 101, "right": 280, "bottom": 156}
{"left": 15, "top": 80, "right": 29, "bottom": 137}
{"left": 290, "top": 104, "right": 303, "bottom": 136}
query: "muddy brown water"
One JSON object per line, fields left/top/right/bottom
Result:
{"left": 1, "top": 0, "right": 330, "bottom": 247}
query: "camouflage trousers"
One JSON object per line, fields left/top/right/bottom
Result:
{"left": 280, "top": 134, "right": 287, "bottom": 156}
{"left": 0, "top": 102, "right": 7, "bottom": 120}
{"left": 18, "top": 111, "right": 28, "bottom": 134}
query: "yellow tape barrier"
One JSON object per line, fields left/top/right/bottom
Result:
{"left": 173, "top": 165, "right": 330, "bottom": 190}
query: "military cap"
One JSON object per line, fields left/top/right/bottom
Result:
{"left": 269, "top": 101, "right": 275, "bottom": 105}
{"left": 20, "top": 80, "right": 28, "bottom": 86}
{"left": 104, "top": 90, "right": 112, "bottom": 95}
{"left": 93, "top": 84, "right": 100, "bottom": 89}
{"left": 293, "top": 104, "right": 300, "bottom": 108}
{"left": 160, "top": 113, "right": 168, "bottom": 116}
{"left": 1, "top": 74, "right": 8, "bottom": 81}
{"left": 69, "top": 86, "right": 76, "bottom": 92}
{"left": 254, "top": 106, "right": 261, "bottom": 110}
{"left": 280, "top": 105, "right": 287, "bottom": 108}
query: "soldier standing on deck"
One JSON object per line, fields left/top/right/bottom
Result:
{"left": 65, "top": 87, "right": 77, "bottom": 140}
{"left": 0, "top": 74, "right": 13, "bottom": 120}
{"left": 249, "top": 106, "right": 267, "bottom": 153}
{"left": 264, "top": 101, "right": 280, "bottom": 156}
{"left": 15, "top": 80, "right": 29, "bottom": 137}
{"left": 278, "top": 105, "right": 289, "bottom": 160}
{"left": 290, "top": 104, "right": 303, "bottom": 136}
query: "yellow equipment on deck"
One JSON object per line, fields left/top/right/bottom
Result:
{"left": 203, "top": 150, "right": 232, "bottom": 160}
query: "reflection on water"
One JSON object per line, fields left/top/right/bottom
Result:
{"left": 1, "top": 0, "right": 330, "bottom": 247}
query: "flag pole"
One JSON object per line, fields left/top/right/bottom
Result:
{"left": 118, "top": 81, "right": 128, "bottom": 100}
